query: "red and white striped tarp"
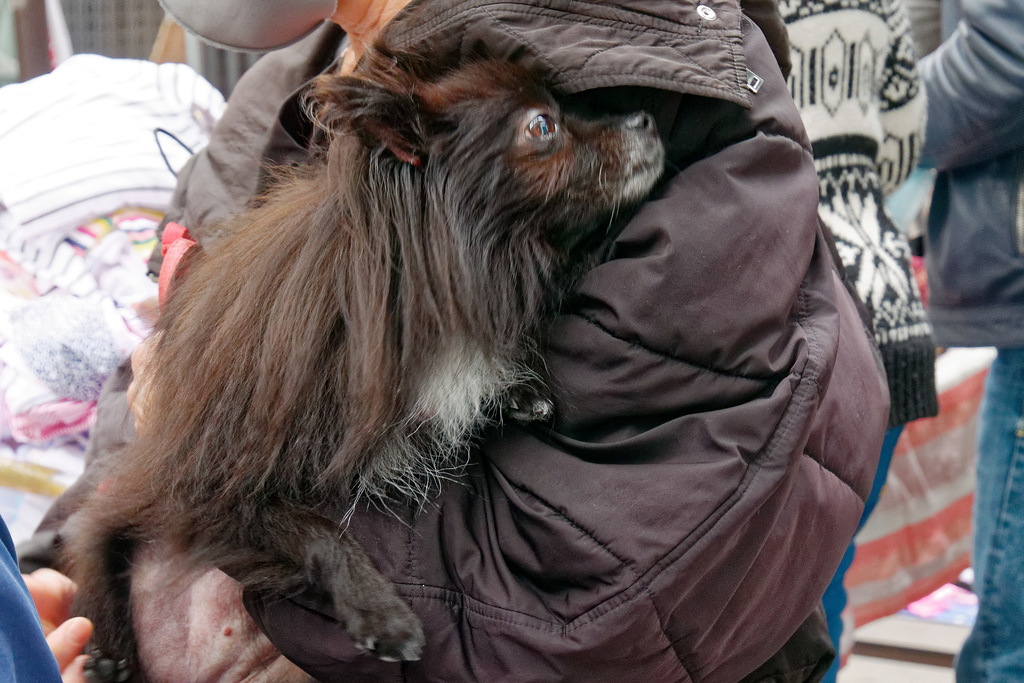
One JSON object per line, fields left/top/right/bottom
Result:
{"left": 845, "top": 347, "right": 994, "bottom": 629}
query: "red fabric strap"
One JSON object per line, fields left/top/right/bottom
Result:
{"left": 158, "top": 222, "right": 196, "bottom": 308}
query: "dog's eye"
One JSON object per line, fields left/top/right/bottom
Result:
{"left": 526, "top": 114, "right": 557, "bottom": 139}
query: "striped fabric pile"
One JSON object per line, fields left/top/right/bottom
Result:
{"left": 0, "top": 55, "right": 224, "bottom": 543}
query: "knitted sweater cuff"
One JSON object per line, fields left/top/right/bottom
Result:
{"left": 880, "top": 339, "right": 939, "bottom": 428}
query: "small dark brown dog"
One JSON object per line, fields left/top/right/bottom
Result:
{"left": 62, "top": 48, "right": 665, "bottom": 681}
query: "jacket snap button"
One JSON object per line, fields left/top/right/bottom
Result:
{"left": 697, "top": 4, "right": 717, "bottom": 20}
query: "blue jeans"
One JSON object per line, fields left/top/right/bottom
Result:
{"left": 821, "top": 426, "right": 904, "bottom": 683}
{"left": 956, "top": 347, "right": 1024, "bottom": 683}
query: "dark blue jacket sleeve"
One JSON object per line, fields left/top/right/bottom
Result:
{"left": 919, "top": 0, "right": 1024, "bottom": 169}
{"left": 1, "top": 518, "right": 62, "bottom": 682}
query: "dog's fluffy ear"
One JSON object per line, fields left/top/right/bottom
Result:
{"left": 311, "top": 60, "right": 426, "bottom": 167}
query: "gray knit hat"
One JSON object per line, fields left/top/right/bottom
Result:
{"left": 157, "top": 0, "right": 338, "bottom": 51}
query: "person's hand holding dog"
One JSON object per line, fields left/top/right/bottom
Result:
{"left": 126, "top": 333, "right": 159, "bottom": 429}
{"left": 23, "top": 568, "right": 93, "bottom": 683}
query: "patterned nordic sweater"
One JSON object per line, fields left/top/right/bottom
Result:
{"left": 781, "top": 0, "right": 938, "bottom": 426}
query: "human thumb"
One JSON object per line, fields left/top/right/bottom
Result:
{"left": 46, "top": 616, "right": 93, "bottom": 670}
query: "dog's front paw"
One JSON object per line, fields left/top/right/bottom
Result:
{"left": 507, "top": 387, "right": 554, "bottom": 423}
{"left": 83, "top": 647, "right": 131, "bottom": 683}
{"left": 346, "top": 602, "right": 425, "bottom": 662}
{"left": 316, "top": 528, "right": 427, "bottom": 662}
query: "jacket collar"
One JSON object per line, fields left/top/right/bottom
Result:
{"left": 381, "top": 0, "right": 752, "bottom": 107}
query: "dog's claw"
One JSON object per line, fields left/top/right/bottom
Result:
{"left": 508, "top": 396, "right": 554, "bottom": 423}
{"left": 343, "top": 604, "right": 424, "bottom": 662}
{"left": 83, "top": 649, "right": 131, "bottom": 683}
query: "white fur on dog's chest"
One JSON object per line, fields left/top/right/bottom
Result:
{"left": 413, "top": 344, "right": 516, "bottom": 440}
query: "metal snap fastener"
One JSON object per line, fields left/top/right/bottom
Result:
{"left": 697, "top": 4, "right": 717, "bottom": 20}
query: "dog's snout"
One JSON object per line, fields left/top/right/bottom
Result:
{"left": 625, "top": 111, "right": 655, "bottom": 132}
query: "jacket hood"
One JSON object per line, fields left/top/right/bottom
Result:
{"left": 381, "top": 0, "right": 755, "bottom": 107}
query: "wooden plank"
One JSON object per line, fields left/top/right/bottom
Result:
{"left": 852, "top": 642, "right": 955, "bottom": 669}
{"left": 149, "top": 15, "right": 186, "bottom": 64}
{"left": 14, "top": 0, "right": 50, "bottom": 80}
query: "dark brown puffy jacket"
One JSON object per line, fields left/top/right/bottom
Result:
{"left": 25, "top": 0, "right": 888, "bottom": 680}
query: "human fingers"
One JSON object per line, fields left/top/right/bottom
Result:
{"left": 24, "top": 568, "right": 77, "bottom": 635}
{"left": 46, "top": 616, "right": 93, "bottom": 672}
{"left": 61, "top": 654, "right": 90, "bottom": 683}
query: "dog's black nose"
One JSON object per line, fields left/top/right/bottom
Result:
{"left": 625, "top": 111, "right": 655, "bottom": 131}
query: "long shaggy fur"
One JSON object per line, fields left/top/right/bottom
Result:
{"left": 62, "top": 48, "right": 665, "bottom": 679}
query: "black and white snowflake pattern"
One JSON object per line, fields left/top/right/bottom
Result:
{"left": 782, "top": 0, "right": 931, "bottom": 351}
{"left": 818, "top": 161, "right": 930, "bottom": 346}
